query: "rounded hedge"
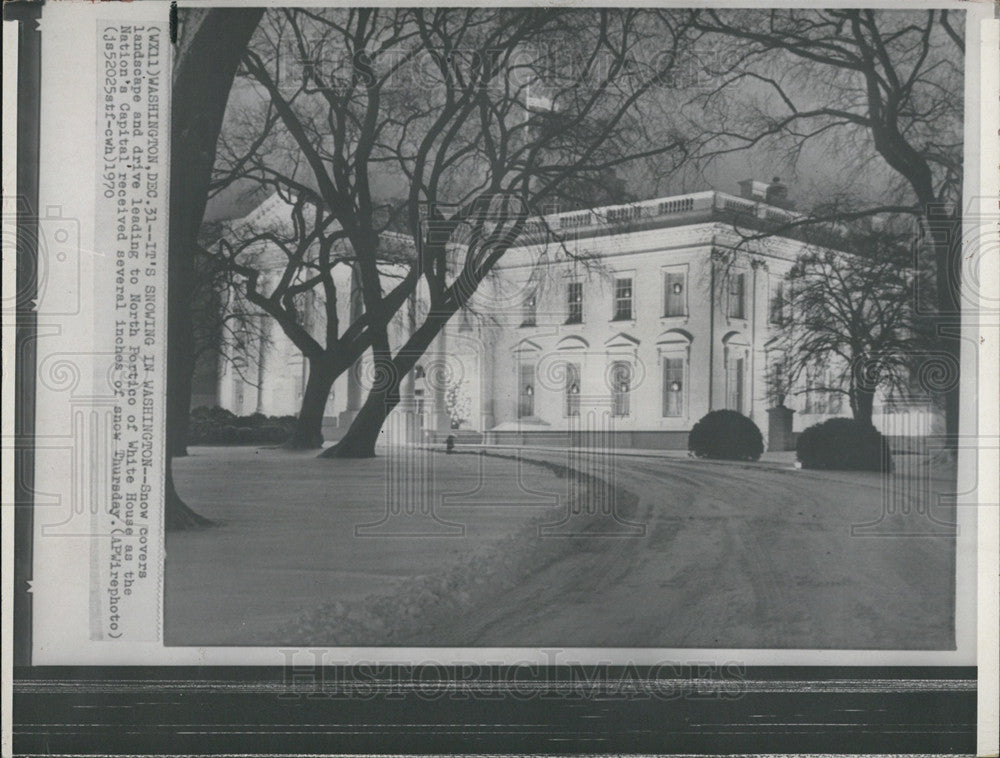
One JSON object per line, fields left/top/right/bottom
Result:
{"left": 688, "top": 410, "right": 764, "bottom": 461}
{"left": 795, "top": 417, "right": 893, "bottom": 472}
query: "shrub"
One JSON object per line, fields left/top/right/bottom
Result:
{"left": 186, "top": 406, "right": 295, "bottom": 445}
{"left": 688, "top": 410, "right": 764, "bottom": 461}
{"left": 796, "top": 418, "right": 893, "bottom": 472}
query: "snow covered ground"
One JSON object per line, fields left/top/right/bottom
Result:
{"left": 165, "top": 445, "right": 956, "bottom": 649}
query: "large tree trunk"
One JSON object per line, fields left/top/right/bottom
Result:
{"left": 320, "top": 387, "right": 399, "bottom": 458}
{"left": 320, "top": 304, "right": 460, "bottom": 459}
{"left": 164, "top": 466, "right": 213, "bottom": 530}
{"left": 851, "top": 386, "right": 876, "bottom": 428}
{"left": 167, "top": 8, "right": 263, "bottom": 529}
{"left": 288, "top": 358, "right": 338, "bottom": 449}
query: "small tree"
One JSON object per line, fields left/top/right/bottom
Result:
{"left": 445, "top": 380, "right": 473, "bottom": 429}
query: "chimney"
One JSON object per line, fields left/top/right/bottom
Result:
{"left": 765, "top": 176, "right": 790, "bottom": 208}
{"left": 738, "top": 178, "right": 770, "bottom": 201}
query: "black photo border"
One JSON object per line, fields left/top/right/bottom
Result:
{"left": 5, "top": 1, "right": 979, "bottom": 753}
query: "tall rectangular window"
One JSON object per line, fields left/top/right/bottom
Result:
{"left": 829, "top": 388, "right": 844, "bottom": 414}
{"left": 521, "top": 291, "right": 536, "bottom": 327}
{"left": 769, "top": 279, "right": 785, "bottom": 325}
{"left": 814, "top": 386, "right": 828, "bottom": 415}
{"left": 727, "top": 272, "right": 746, "bottom": 319}
{"left": 564, "top": 362, "right": 581, "bottom": 417}
{"left": 518, "top": 363, "right": 535, "bottom": 418}
{"left": 814, "top": 367, "right": 836, "bottom": 415}
{"left": 662, "top": 357, "right": 685, "bottom": 417}
{"left": 726, "top": 355, "right": 745, "bottom": 412}
{"left": 611, "top": 361, "right": 631, "bottom": 417}
{"left": 663, "top": 271, "right": 686, "bottom": 317}
{"left": 566, "top": 281, "right": 583, "bottom": 324}
{"left": 613, "top": 277, "right": 633, "bottom": 320}
{"left": 804, "top": 365, "right": 823, "bottom": 414}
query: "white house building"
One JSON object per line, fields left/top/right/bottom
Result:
{"left": 198, "top": 179, "right": 941, "bottom": 449}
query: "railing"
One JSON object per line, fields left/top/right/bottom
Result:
{"left": 606, "top": 205, "right": 643, "bottom": 223}
{"left": 659, "top": 197, "right": 695, "bottom": 215}
{"left": 721, "top": 196, "right": 756, "bottom": 215}
{"left": 559, "top": 211, "right": 592, "bottom": 229}
{"left": 521, "top": 190, "right": 804, "bottom": 245}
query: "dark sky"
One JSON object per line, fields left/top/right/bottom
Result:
{"left": 204, "top": 10, "right": 942, "bottom": 224}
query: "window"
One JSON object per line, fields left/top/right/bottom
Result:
{"left": 415, "top": 389, "right": 426, "bottom": 427}
{"left": 727, "top": 272, "right": 746, "bottom": 319}
{"left": 769, "top": 279, "right": 785, "bottom": 325}
{"left": 662, "top": 357, "right": 685, "bottom": 417}
{"left": 564, "top": 362, "right": 581, "bottom": 417}
{"left": 813, "top": 385, "right": 828, "bottom": 414}
{"left": 829, "top": 389, "right": 844, "bottom": 414}
{"left": 803, "top": 367, "right": 815, "bottom": 414}
{"left": 806, "top": 367, "right": 841, "bottom": 415}
{"left": 613, "top": 277, "right": 633, "bottom": 321}
{"left": 518, "top": 363, "right": 535, "bottom": 418}
{"left": 726, "top": 354, "right": 745, "bottom": 412}
{"left": 611, "top": 361, "right": 631, "bottom": 417}
{"left": 804, "top": 365, "right": 828, "bottom": 414}
{"left": 521, "top": 291, "right": 537, "bottom": 327}
{"left": 664, "top": 271, "right": 686, "bottom": 317}
{"left": 566, "top": 281, "right": 583, "bottom": 324}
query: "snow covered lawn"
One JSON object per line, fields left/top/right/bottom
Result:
{"left": 165, "top": 445, "right": 956, "bottom": 649}
{"left": 164, "top": 446, "right": 571, "bottom": 645}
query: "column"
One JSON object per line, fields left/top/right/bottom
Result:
{"left": 431, "top": 327, "right": 450, "bottom": 433}
{"left": 255, "top": 313, "right": 269, "bottom": 415}
{"left": 340, "top": 265, "right": 364, "bottom": 427}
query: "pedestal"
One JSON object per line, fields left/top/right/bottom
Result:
{"left": 767, "top": 405, "right": 795, "bottom": 451}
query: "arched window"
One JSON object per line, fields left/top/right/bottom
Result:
{"left": 663, "top": 357, "right": 684, "bottom": 417}
{"left": 564, "top": 362, "right": 581, "bottom": 418}
{"left": 611, "top": 361, "right": 631, "bottom": 417}
{"left": 518, "top": 364, "right": 535, "bottom": 418}
{"left": 657, "top": 329, "right": 692, "bottom": 418}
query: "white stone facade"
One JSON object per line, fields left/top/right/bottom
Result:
{"left": 206, "top": 185, "right": 941, "bottom": 448}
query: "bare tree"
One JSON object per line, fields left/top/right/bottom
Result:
{"left": 220, "top": 7, "right": 693, "bottom": 457}
{"left": 770, "top": 224, "right": 931, "bottom": 426}
{"left": 679, "top": 8, "right": 964, "bottom": 439}
{"left": 201, "top": 192, "right": 412, "bottom": 448}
